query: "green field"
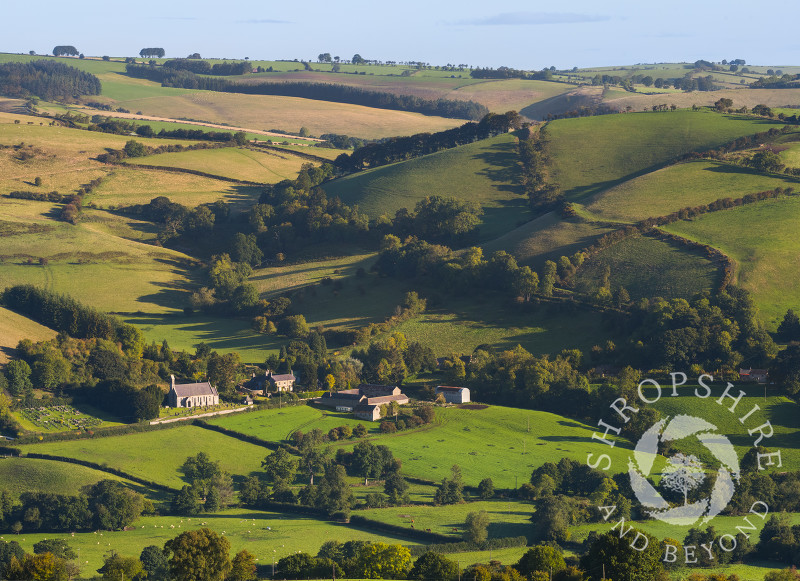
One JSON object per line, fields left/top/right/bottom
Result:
{"left": 324, "top": 133, "right": 529, "bottom": 241}
{"left": 213, "top": 405, "right": 631, "bottom": 489}
{"left": 88, "top": 166, "right": 263, "bottom": 209}
{"left": 17, "top": 425, "right": 269, "bottom": 488}
{"left": 482, "top": 212, "right": 615, "bottom": 268}
{"left": 8, "top": 508, "right": 423, "bottom": 574}
{"left": 548, "top": 110, "right": 784, "bottom": 201}
{"left": 377, "top": 297, "right": 614, "bottom": 357}
{"left": 573, "top": 234, "right": 719, "bottom": 300}
{"left": 357, "top": 498, "right": 534, "bottom": 541}
{"left": 0, "top": 457, "right": 134, "bottom": 498}
{"left": 0, "top": 306, "right": 56, "bottom": 363}
{"left": 663, "top": 195, "right": 800, "bottom": 327}
{"left": 584, "top": 160, "right": 799, "bottom": 223}
{"left": 124, "top": 146, "right": 310, "bottom": 184}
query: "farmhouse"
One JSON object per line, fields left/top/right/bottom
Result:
{"left": 266, "top": 370, "right": 296, "bottom": 392}
{"left": 317, "top": 384, "right": 409, "bottom": 419}
{"left": 436, "top": 385, "right": 470, "bottom": 404}
{"left": 168, "top": 375, "right": 219, "bottom": 408}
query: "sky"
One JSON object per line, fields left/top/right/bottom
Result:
{"left": 4, "top": 0, "right": 800, "bottom": 69}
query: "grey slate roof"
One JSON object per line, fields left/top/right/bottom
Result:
{"left": 172, "top": 382, "right": 217, "bottom": 397}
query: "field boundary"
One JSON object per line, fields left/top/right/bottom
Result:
{"left": 150, "top": 406, "right": 249, "bottom": 425}
{"left": 107, "top": 160, "right": 265, "bottom": 186}
{"left": 22, "top": 452, "right": 180, "bottom": 493}
{"left": 192, "top": 419, "right": 281, "bottom": 450}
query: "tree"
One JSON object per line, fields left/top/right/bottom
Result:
{"left": 181, "top": 452, "right": 220, "bottom": 482}
{"left": 53, "top": 46, "right": 79, "bottom": 56}
{"left": 261, "top": 447, "right": 299, "bottom": 483}
{"left": 661, "top": 453, "right": 706, "bottom": 506}
{"left": 541, "top": 260, "right": 557, "bottom": 297}
{"left": 714, "top": 98, "right": 734, "bottom": 111}
{"left": 514, "top": 266, "right": 538, "bottom": 301}
{"left": 352, "top": 54, "right": 366, "bottom": 65}
{"left": 352, "top": 543, "right": 411, "bottom": 579}
{"left": 85, "top": 480, "right": 146, "bottom": 530}
{"left": 515, "top": 545, "right": 566, "bottom": 577}
{"left": 33, "top": 539, "right": 76, "bottom": 560}
{"left": 5, "top": 359, "right": 33, "bottom": 396}
{"left": 171, "top": 486, "right": 200, "bottom": 515}
{"left": 164, "top": 528, "right": 231, "bottom": 581}
{"left": 777, "top": 309, "right": 800, "bottom": 342}
{"left": 228, "top": 550, "right": 256, "bottom": 581}
{"left": 140, "top": 545, "right": 171, "bottom": 581}
{"left": 314, "top": 464, "right": 355, "bottom": 516}
{"left": 478, "top": 477, "right": 495, "bottom": 500}
{"left": 99, "top": 552, "right": 144, "bottom": 581}
{"left": 140, "top": 48, "right": 166, "bottom": 58}
{"left": 749, "top": 150, "right": 783, "bottom": 173}
{"left": 581, "top": 529, "right": 664, "bottom": 581}
{"left": 6, "top": 552, "right": 71, "bottom": 581}
{"left": 123, "top": 140, "right": 148, "bottom": 158}
{"left": 409, "top": 551, "right": 459, "bottom": 581}
{"left": 464, "top": 510, "right": 490, "bottom": 543}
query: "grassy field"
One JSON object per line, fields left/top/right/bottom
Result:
{"left": 104, "top": 91, "right": 464, "bottom": 140}
{"left": 211, "top": 404, "right": 632, "bottom": 489}
{"left": 0, "top": 200, "right": 195, "bottom": 315}
{"left": 583, "top": 160, "right": 800, "bottom": 223}
{"left": 482, "top": 212, "right": 615, "bottom": 268}
{"left": 572, "top": 234, "right": 719, "bottom": 300}
{"left": 663, "top": 195, "right": 800, "bottom": 328}
{"left": 548, "top": 110, "right": 784, "bottom": 201}
{"left": 87, "top": 166, "right": 263, "bottom": 209}
{"left": 377, "top": 297, "right": 614, "bottom": 357}
{"left": 17, "top": 425, "right": 269, "bottom": 488}
{"left": 324, "top": 133, "right": 529, "bottom": 241}
{"left": 449, "top": 79, "right": 574, "bottom": 114}
{"left": 0, "top": 457, "right": 134, "bottom": 497}
{"left": 602, "top": 88, "right": 800, "bottom": 117}
{"left": 356, "top": 498, "right": 534, "bottom": 541}
{"left": 0, "top": 307, "right": 56, "bottom": 363}
{"left": 123, "top": 146, "right": 310, "bottom": 184}
{"left": 8, "top": 508, "right": 423, "bottom": 574}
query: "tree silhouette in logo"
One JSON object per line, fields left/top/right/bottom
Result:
{"left": 661, "top": 453, "right": 705, "bottom": 506}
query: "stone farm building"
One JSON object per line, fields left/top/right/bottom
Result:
{"left": 436, "top": 385, "right": 470, "bottom": 404}
{"left": 168, "top": 375, "right": 219, "bottom": 408}
{"left": 241, "top": 370, "right": 296, "bottom": 394}
{"left": 317, "top": 384, "right": 409, "bottom": 420}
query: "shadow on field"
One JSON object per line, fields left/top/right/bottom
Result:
{"left": 473, "top": 141, "right": 524, "bottom": 193}
{"left": 539, "top": 435, "right": 595, "bottom": 443}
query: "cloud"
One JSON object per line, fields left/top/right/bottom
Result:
{"left": 238, "top": 19, "right": 291, "bottom": 24}
{"left": 456, "top": 12, "right": 609, "bottom": 26}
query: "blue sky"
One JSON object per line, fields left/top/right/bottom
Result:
{"left": 4, "top": 0, "right": 799, "bottom": 69}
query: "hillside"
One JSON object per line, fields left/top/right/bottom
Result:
{"left": 548, "top": 110, "right": 785, "bottom": 200}
{"left": 323, "top": 132, "right": 528, "bottom": 241}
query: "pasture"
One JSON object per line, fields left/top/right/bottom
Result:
{"left": 0, "top": 307, "right": 56, "bottom": 363}
{"left": 323, "top": 133, "right": 529, "bottom": 241}
{"left": 547, "top": 110, "right": 784, "bottom": 201}
{"left": 376, "top": 297, "right": 614, "bottom": 357}
{"left": 583, "top": 159, "right": 799, "bottom": 223}
{"left": 481, "top": 211, "right": 615, "bottom": 268}
{"left": 123, "top": 146, "right": 309, "bottom": 184}
{"left": 87, "top": 167, "right": 263, "bottom": 209}
{"left": 572, "top": 234, "right": 719, "bottom": 300}
{"left": 16, "top": 425, "right": 268, "bottom": 489}
{"left": 105, "top": 91, "right": 464, "bottom": 140}
{"left": 8, "top": 509, "right": 423, "bottom": 574}
{"left": 0, "top": 199, "right": 194, "bottom": 315}
{"left": 663, "top": 195, "right": 800, "bottom": 328}
{"left": 0, "top": 458, "right": 133, "bottom": 498}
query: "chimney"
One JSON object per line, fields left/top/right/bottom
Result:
{"left": 170, "top": 374, "right": 175, "bottom": 390}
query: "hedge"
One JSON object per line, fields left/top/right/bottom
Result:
{"left": 23, "top": 452, "right": 179, "bottom": 493}
{"left": 407, "top": 535, "right": 529, "bottom": 556}
{"left": 193, "top": 420, "right": 280, "bottom": 450}
{"left": 348, "top": 514, "right": 453, "bottom": 543}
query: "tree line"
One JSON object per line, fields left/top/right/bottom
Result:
{"left": 161, "top": 59, "right": 251, "bottom": 75}
{"left": 124, "top": 63, "right": 488, "bottom": 119}
{"left": 333, "top": 111, "right": 522, "bottom": 171}
{"left": 0, "top": 60, "right": 100, "bottom": 100}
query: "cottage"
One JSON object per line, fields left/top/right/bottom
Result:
{"left": 436, "top": 386, "right": 470, "bottom": 404}
{"left": 318, "top": 390, "right": 366, "bottom": 412}
{"left": 168, "top": 375, "right": 219, "bottom": 408}
{"left": 739, "top": 368, "right": 769, "bottom": 383}
{"left": 266, "top": 370, "right": 296, "bottom": 392}
{"left": 354, "top": 404, "right": 381, "bottom": 422}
